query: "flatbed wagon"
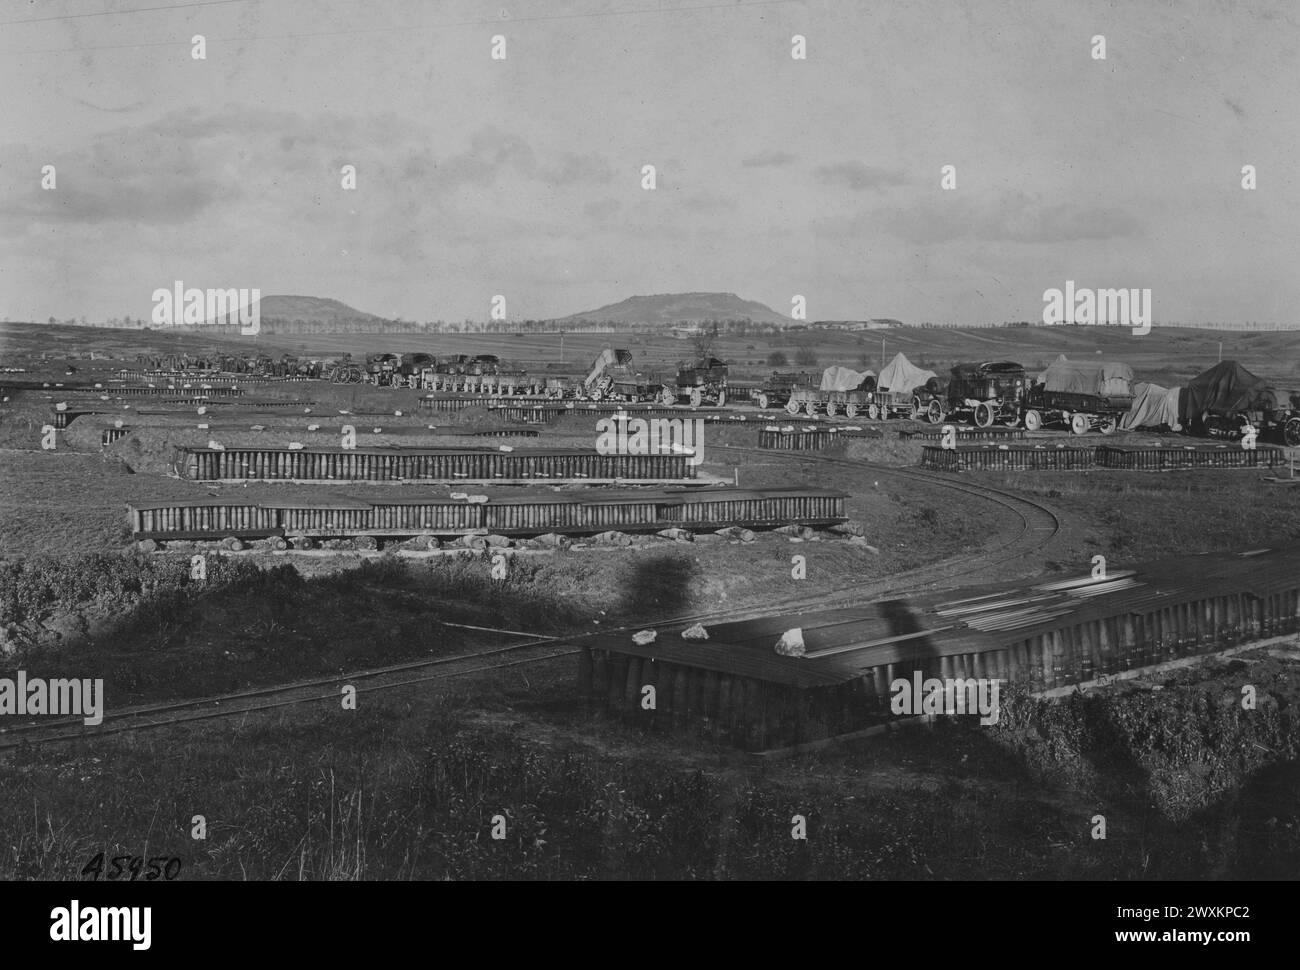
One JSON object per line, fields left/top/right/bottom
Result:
{"left": 1022, "top": 361, "right": 1134, "bottom": 435}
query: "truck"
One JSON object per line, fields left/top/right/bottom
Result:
{"left": 672, "top": 356, "right": 729, "bottom": 406}
{"left": 577, "top": 348, "right": 674, "bottom": 404}
{"left": 1181, "top": 361, "right": 1299, "bottom": 444}
{"left": 752, "top": 371, "right": 815, "bottom": 411}
{"left": 918, "top": 361, "right": 1028, "bottom": 427}
{"left": 1021, "top": 360, "right": 1134, "bottom": 435}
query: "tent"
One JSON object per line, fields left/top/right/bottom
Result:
{"left": 1039, "top": 360, "right": 1134, "bottom": 397}
{"left": 819, "top": 365, "right": 874, "bottom": 392}
{"left": 877, "top": 352, "right": 937, "bottom": 393}
{"left": 1182, "top": 361, "right": 1277, "bottom": 427}
{"left": 1121, "top": 382, "right": 1183, "bottom": 431}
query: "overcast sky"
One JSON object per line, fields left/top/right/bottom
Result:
{"left": 1, "top": 0, "right": 1296, "bottom": 325}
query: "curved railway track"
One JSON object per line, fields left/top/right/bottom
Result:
{"left": 0, "top": 449, "right": 1066, "bottom": 751}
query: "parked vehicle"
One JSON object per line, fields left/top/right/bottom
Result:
{"left": 874, "top": 353, "right": 941, "bottom": 420}
{"left": 786, "top": 366, "right": 876, "bottom": 417}
{"left": 1022, "top": 360, "right": 1134, "bottom": 435}
{"left": 1272, "top": 392, "right": 1300, "bottom": 446}
{"left": 1181, "top": 360, "right": 1293, "bottom": 443}
{"left": 328, "top": 354, "right": 364, "bottom": 384}
{"left": 753, "top": 371, "right": 815, "bottom": 410}
{"left": 578, "top": 348, "right": 673, "bottom": 404}
{"left": 919, "top": 361, "right": 1028, "bottom": 427}
{"left": 673, "top": 357, "right": 729, "bottom": 406}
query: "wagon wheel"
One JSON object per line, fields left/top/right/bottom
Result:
{"left": 926, "top": 399, "right": 945, "bottom": 424}
{"left": 658, "top": 386, "right": 676, "bottom": 406}
{"left": 974, "top": 402, "right": 996, "bottom": 428}
{"left": 910, "top": 396, "right": 924, "bottom": 420}
{"left": 844, "top": 402, "right": 858, "bottom": 418}
{"left": 1099, "top": 418, "right": 1118, "bottom": 436}
{"left": 1070, "top": 413, "right": 1089, "bottom": 436}
{"left": 867, "top": 403, "right": 881, "bottom": 420}
{"left": 715, "top": 389, "right": 726, "bottom": 407}
{"left": 804, "top": 399, "right": 819, "bottom": 417}
{"left": 1023, "top": 409, "right": 1042, "bottom": 432}
{"left": 785, "top": 399, "right": 801, "bottom": 416}
{"left": 756, "top": 392, "right": 770, "bottom": 410}
{"left": 690, "top": 387, "right": 703, "bottom": 408}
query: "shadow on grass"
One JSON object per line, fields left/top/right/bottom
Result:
{"left": 0, "top": 553, "right": 596, "bottom": 707}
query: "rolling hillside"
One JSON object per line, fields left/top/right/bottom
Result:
{"left": 252, "top": 295, "right": 391, "bottom": 326}
{"left": 553, "top": 292, "right": 791, "bottom": 328}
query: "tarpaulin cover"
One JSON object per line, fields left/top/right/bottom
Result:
{"left": 1039, "top": 360, "right": 1134, "bottom": 396}
{"left": 1183, "top": 361, "right": 1276, "bottom": 423}
{"left": 1120, "top": 382, "right": 1183, "bottom": 431}
{"left": 877, "top": 352, "right": 936, "bottom": 393}
{"left": 820, "top": 365, "right": 874, "bottom": 392}
{"left": 1036, "top": 354, "right": 1069, "bottom": 384}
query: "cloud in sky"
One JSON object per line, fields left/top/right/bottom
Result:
{"left": 1, "top": 0, "right": 1295, "bottom": 324}
{"left": 865, "top": 192, "right": 1144, "bottom": 245}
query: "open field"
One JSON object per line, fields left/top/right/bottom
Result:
{"left": 1, "top": 321, "right": 1299, "bottom": 880}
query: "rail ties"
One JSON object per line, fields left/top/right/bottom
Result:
{"left": 100, "top": 385, "right": 245, "bottom": 397}
{"left": 126, "top": 486, "right": 849, "bottom": 540}
{"left": 757, "top": 426, "right": 883, "bottom": 450}
{"left": 897, "top": 426, "right": 1026, "bottom": 442}
{"left": 1096, "top": 443, "right": 1285, "bottom": 470}
{"left": 116, "top": 370, "right": 317, "bottom": 383}
{"left": 419, "top": 396, "right": 741, "bottom": 425}
{"left": 920, "top": 444, "right": 1096, "bottom": 471}
{"left": 422, "top": 375, "right": 547, "bottom": 395}
{"left": 922, "top": 442, "right": 1285, "bottom": 471}
{"left": 171, "top": 445, "right": 698, "bottom": 483}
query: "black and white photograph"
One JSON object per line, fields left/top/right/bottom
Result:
{"left": 0, "top": 0, "right": 1295, "bottom": 940}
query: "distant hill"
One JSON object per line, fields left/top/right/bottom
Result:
{"left": 254, "top": 295, "right": 389, "bottom": 326}
{"left": 244, "top": 295, "right": 403, "bottom": 333}
{"left": 186, "top": 295, "right": 416, "bottom": 335}
{"left": 553, "top": 292, "right": 791, "bottom": 328}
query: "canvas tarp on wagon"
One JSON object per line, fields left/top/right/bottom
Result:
{"left": 1182, "top": 361, "right": 1277, "bottom": 425}
{"left": 819, "top": 365, "right": 875, "bottom": 392}
{"left": 1121, "top": 382, "right": 1183, "bottom": 431}
{"left": 1036, "top": 353, "right": 1070, "bottom": 384}
{"left": 1038, "top": 360, "right": 1134, "bottom": 397}
{"left": 877, "top": 352, "right": 936, "bottom": 393}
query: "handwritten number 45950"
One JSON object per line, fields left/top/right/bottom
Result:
{"left": 81, "top": 853, "right": 182, "bottom": 881}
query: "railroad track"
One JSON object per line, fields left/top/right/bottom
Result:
{"left": 714, "top": 445, "right": 1064, "bottom": 601}
{"left": 0, "top": 450, "right": 1065, "bottom": 751}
